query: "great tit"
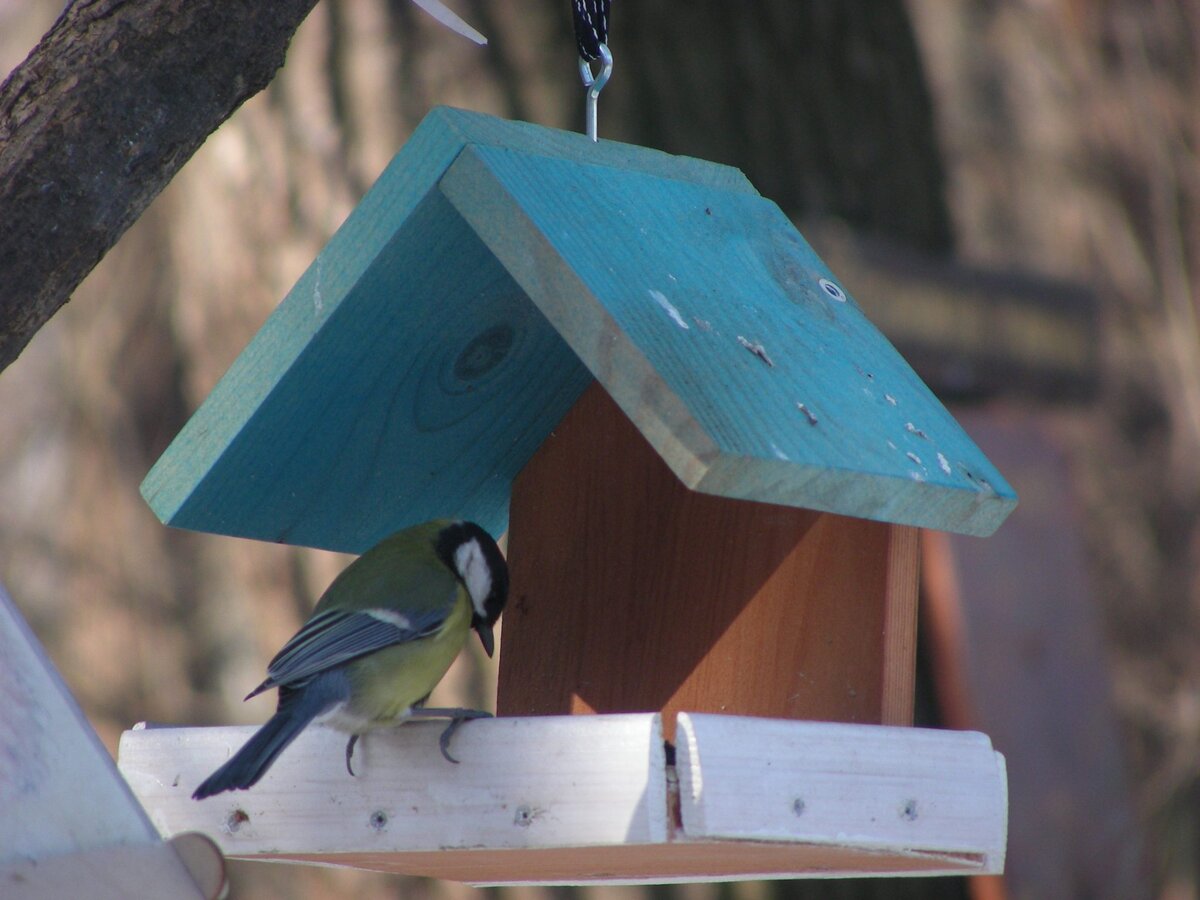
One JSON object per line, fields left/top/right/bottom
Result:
{"left": 192, "top": 519, "right": 507, "bottom": 800}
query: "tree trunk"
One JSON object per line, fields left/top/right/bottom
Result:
{"left": 0, "top": 0, "right": 318, "bottom": 373}
{"left": 609, "top": 0, "right": 952, "bottom": 252}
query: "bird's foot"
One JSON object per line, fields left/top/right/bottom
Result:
{"left": 407, "top": 707, "right": 493, "bottom": 763}
{"left": 345, "top": 733, "right": 359, "bottom": 776}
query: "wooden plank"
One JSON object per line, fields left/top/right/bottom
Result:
{"left": 881, "top": 524, "right": 920, "bottom": 725}
{"left": 0, "top": 582, "right": 216, "bottom": 896}
{"left": 119, "top": 715, "right": 668, "bottom": 856}
{"left": 142, "top": 186, "right": 589, "bottom": 553}
{"left": 675, "top": 713, "right": 1006, "bottom": 870}
{"left": 273, "top": 841, "right": 991, "bottom": 884}
{"left": 0, "top": 834, "right": 225, "bottom": 900}
{"left": 140, "top": 107, "right": 755, "bottom": 552}
{"left": 0, "top": 585, "right": 166, "bottom": 857}
{"left": 440, "top": 143, "right": 1016, "bottom": 537}
{"left": 118, "top": 714, "right": 1005, "bottom": 884}
{"left": 499, "top": 382, "right": 917, "bottom": 736}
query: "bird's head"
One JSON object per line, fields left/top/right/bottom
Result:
{"left": 435, "top": 521, "right": 509, "bottom": 657}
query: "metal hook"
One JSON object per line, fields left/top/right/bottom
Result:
{"left": 578, "top": 43, "right": 613, "bottom": 142}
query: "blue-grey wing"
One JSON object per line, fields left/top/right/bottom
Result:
{"left": 248, "top": 606, "right": 448, "bottom": 696}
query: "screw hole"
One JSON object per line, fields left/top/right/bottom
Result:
{"left": 514, "top": 805, "right": 535, "bottom": 827}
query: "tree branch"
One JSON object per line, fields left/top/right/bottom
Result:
{"left": 0, "top": 0, "right": 320, "bottom": 374}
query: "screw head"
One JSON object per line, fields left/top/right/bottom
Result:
{"left": 819, "top": 278, "right": 847, "bottom": 301}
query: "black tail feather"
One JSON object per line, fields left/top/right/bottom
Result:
{"left": 192, "top": 680, "right": 344, "bottom": 800}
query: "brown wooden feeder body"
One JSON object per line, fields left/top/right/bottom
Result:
{"left": 501, "top": 383, "right": 918, "bottom": 736}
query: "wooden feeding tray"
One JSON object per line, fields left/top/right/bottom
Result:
{"left": 119, "top": 713, "right": 1006, "bottom": 884}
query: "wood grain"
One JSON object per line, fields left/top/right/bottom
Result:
{"left": 882, "top": 523, "right": 920, "bottom": 725}
{"left": 142, "top": 185, "right": 590, "bottom": 553}
{"left": 675, "top": 714, "right": 1006, "bottom": 861}
{"left": 271, "top": 841, "right": 989, "bottom": 883}
{"left": 499, "top": 383, "right": 918, "bottom": 737}
{"left": 119, "top": 715, "right": 669, "bottom": 854}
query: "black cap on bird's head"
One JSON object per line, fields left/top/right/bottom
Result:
{"left": 435, "top": 521, "right": 509, "bottom": 657}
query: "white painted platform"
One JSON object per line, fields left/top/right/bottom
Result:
{"left": 118, "top": 712, "right": 1006, "bottom": 885}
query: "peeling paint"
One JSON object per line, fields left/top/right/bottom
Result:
{"left": 648, "top": 289, "right": 689, "bottom": 330}
{"left": 796, "top": 402, "right": 819, "bottom": 425}
{"left": 737, "top": 335, "right": 775, "bottom": 367}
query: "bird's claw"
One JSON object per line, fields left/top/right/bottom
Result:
{"left": 343, "top": 709, "right": 491, "bottom": 771}
{"left": 438, "top": 710, "right": 492, "bottom": 764}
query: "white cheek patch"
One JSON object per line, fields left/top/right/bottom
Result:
{"left": 454, "top": 538, "right": 493, "bottom": 616}
{"left": 366, "top": 608, "right": 412, "bottom": 630}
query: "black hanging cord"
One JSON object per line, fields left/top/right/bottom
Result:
{"left": 572, "top": 0, "right": 611, "bottom": 61}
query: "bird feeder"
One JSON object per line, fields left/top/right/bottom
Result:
{"left": 118, "top": 107, "right": 1015, "bottom": 883}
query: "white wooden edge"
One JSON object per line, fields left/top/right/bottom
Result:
{"left": 118, "top": 714, "right": 668, "bottom": 856}
{"left": 0, "top": 583, "right": 161, "bottom": 858}
{"left": 118, "top": 712, "right": 1007, "bottom": 883}
{"left": 676, "top": 712, "right": 1008, "bottom": 875}
{"left": 0, "top": 582, "right": 220, "bottom": 898}
{"left": 0, "top": 833, "right": 227, "bottom": 900}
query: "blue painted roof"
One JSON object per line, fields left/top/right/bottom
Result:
{"left": 142, "top": 107, "right": 1015, "bottom": 551}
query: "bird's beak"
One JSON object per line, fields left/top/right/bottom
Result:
{"left": 474, "top": 623, "right": 495, "bottom": 658}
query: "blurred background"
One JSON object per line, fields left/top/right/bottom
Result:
{"left": 1, "top": 1, "right": 1196, "bottom": 897}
